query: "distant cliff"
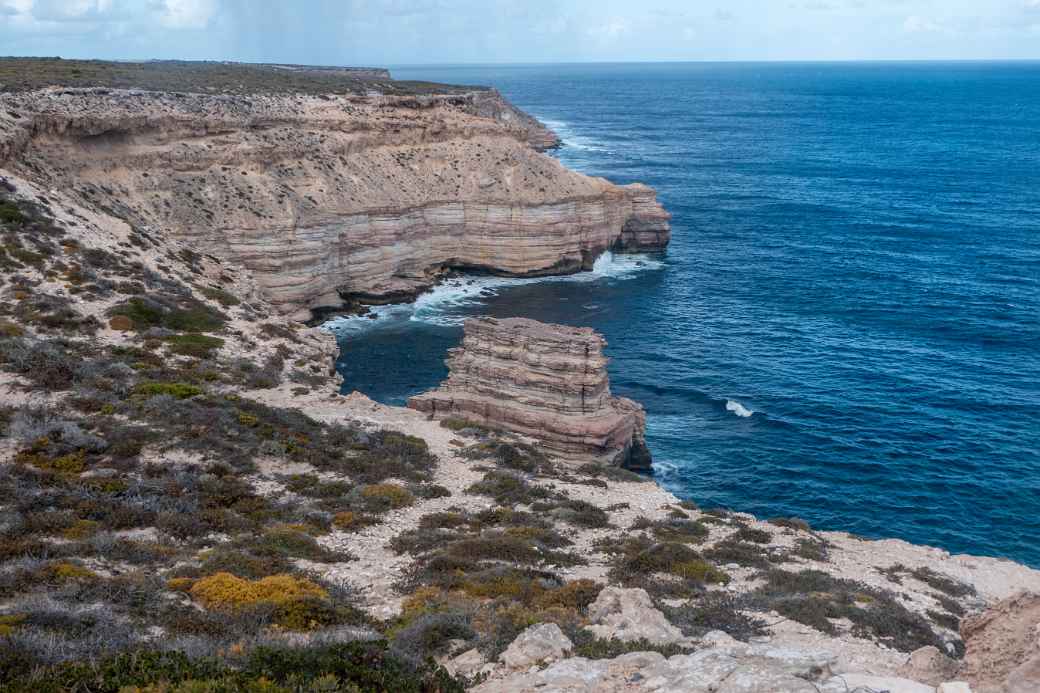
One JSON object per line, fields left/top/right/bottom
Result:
{"left": 0, "top": 62, "right": 669, "bottom": 321}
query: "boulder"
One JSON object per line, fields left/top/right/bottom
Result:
{"left": 499, "top": 622, "right": 574, "bottom": 669}
{"left": 899, "top": 645, "right": 961, "bottom": 686}
{"left": 585, "top": 586, "right": 685, "bottom": 645}
{"left": 444, "top": 648, "right": 485, "bottom": 677}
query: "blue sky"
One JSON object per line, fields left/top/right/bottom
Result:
{"left": 2, "top": 1, "right": 1039, "bottom": 64}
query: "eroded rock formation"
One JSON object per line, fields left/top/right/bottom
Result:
{"left": 0, "top": 82, "right": 669, "bottom": 320}
{"left": 959, "top": 591, "right": 1040, "bottom": 693}
{"left": 407, "top": 317, "right": 651, "bottom": 470}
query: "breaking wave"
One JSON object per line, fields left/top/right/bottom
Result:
{"left": 323, "top": 252, "right": 662, "bottom": 335}
{"left": 725, "top": 400, "right": 755, "bottom": 418}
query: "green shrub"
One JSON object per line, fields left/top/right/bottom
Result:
{"left": 735, "top": 526, "right": 771, "bottom": 544}
{"left": 133, "top": 381, "right": 203, "bottom": 399}
{"left": 793, "top": 538, "right": 830, "bottom": 562}
{"left": 648, "top": 518, "right": 710, "bottom": 544}
{"left": 359, "top": 483, "right": 415, "bottom": 511}
{"left": 662, "top": 593, "right": 768, "bottom": 642}
{"left": 769, "top": 517, "right": 812, "bottom": 531}
{"left": 551, "top": 499, "right": 610, "bottom": 528}
{"left": 164, "top": 333, "right": 224, "bottom": 358}
{"left": 0, "top": 202, "right": 26, "bottom": 225}
{"left": 200, "top": 286, "right": 240, "bottom": 307}
{"left": 466, "top": 471, "right": 553, "bottom": 506}
{"left": 704, "top": 539, "right": 770, "bottom": 569}
{"left": 570, "top": 632, "right": 688, "bottom": 659}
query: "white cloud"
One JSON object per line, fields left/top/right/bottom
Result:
{"left": 587, "top": 18, "right": 629, "bottom": 41}
{"left": 157, "top": 0, "right": 216, "bottom": 29}
{"left": 902, "top": 15, "right": 950, "bottom": 34}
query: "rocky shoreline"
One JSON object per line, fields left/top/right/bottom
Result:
{"left": 0, "top": 60, "right": 1036, "bottom": 692}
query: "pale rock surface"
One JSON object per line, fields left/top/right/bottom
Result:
{"left": 408, "top": 317, "right": 651, "bottom": 468}
{"left": 442, "top": 648, "right": 485, "bottom": 678}
{"left": 900, "top": 646, "right": 961, "bottom": 687}
{"left": 821, "top": 673, "right": 936, "bottom": 693}
{"left": 499, "top": 623, "right": 574, "bottom": 669}
{"left": 475, "top": 640, "right": 839, "bottom": 693}
{"left": 585, "top": 586, "right": 685, "bottom": 645}
{"left": 937, "top": 683, "right": 973, "bottom": 693}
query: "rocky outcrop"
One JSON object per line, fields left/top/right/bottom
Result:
{"left": 585, "top": 587, "right": 686, "bottom": 645}
{"left": 499, "top": 623, "right": 574, "bottom": 669}
{"left": 407, "top": 317, "right": 652, "bottom": 469}
{"left": 475, "top": 635, "right": 841, "bottom": 693}
{"left": 959, "top": 592, "right": 1040, "bottom": 693}
{"left": 0, "top": 81, "right": 668, "bottom": 321}
{"left": 477, "top": 629, "right": 979, "bottom": 693}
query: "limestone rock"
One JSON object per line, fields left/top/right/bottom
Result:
{"left": 822, "top": 674, "right": 936, "bottom": 693}
{"left": 444, "top": 648, "right": 485, "bottom": 677}
{"left": 937, "top": 683, "right": 973, "bottom": 693}
{"left": 408, "top": 317, "right": 651, "bottom": 469}
{"left": 475, "top": 642, "right": 839, "bottom": 693}
{"left": 585, "top": 586, "right": 684, "bottom": 645}
{"left": 959, "top": 591, "right": 1040, "bottom": 693}
{"left": 900, "top": 645, "right": 961, "bottom": 686}
{"left": 499, "top": 622, "right": 574, "bottom": 669}
{"left": 0, "top": 87, "right": 669, "bottom": 320}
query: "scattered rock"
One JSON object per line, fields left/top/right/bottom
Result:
{"left": 586, "top": 586, "right": 685, "bottom": 645}
{"left": 900, "top": 645, "right": 961, "bottom": 686}
{"left": 499, "top": 622, "right": 574, "bottom": 669}
{"left": 444, "top": 648, "right": 485, "bottom": 677}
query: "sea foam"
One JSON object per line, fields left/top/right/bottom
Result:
{"left": 726, "top": 400, "right": 754, "bottom": 418}
{"left": 323, "top": 252, "right": 662, "bottom": 335}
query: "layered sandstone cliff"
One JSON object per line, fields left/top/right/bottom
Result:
{"left": 0, "top": 76, "right": 669, "bottom": 321}
{"left": 408, "top": 317, "right": 652, "bottom": 470}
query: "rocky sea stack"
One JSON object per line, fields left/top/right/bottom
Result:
{"left": 408, "top": 317, "right": 652, "bottom": 470}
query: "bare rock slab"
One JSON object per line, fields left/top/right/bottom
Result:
{"left": 408, "top": 317, "right": 652, "bottom": 469}
{"left": 499, "top": 622, "right": 574, "bottom": 669}
{"left": 585, "top": 586, "right": 685, "bottom": 645}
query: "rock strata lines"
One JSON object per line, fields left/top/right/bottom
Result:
{"left": 408, "top": 316, "right": 652, "bottom": 470}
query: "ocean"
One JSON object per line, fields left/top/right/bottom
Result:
{"left": 328, "top": 62, "right": 1040, "bottom": 568}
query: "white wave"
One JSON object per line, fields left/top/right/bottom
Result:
{"left": 322, "top": 252, "right": 662, "bottom": 336}
{"left": 726, "top": 400, "right": 755, "bottom": 418}
{"left": 538, "top": 117, "right": 608, "bottom": 153}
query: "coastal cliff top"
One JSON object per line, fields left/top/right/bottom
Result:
{"left": 0, "top": 57, "right": 483, "bottom": 96}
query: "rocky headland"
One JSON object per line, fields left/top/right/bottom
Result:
{"left": 408, "top": 317, "right": 651, "bottom": 470}
{"left": 0, "top": 59, "right": 1037, "bottom": 692}
{"left": 0, "top": 61, "right": 669, "bottom": 322}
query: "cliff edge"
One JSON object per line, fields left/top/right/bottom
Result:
{"left": 0, "top": 60, "right": 669, "bottom": 321}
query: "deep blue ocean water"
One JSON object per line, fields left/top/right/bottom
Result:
{"left": 330, "top": 63, "right": 1040, "bottom": 568}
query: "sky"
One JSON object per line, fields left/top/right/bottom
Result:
{"left": 1, "top": 0, "right": 1039, "bottom": 64}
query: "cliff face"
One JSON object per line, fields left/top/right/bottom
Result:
{"left": 0, "top": 85, "right": 669, "bottom": 321}
{"left": 408, "top": 317, "right": 651, "bottom": 470}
